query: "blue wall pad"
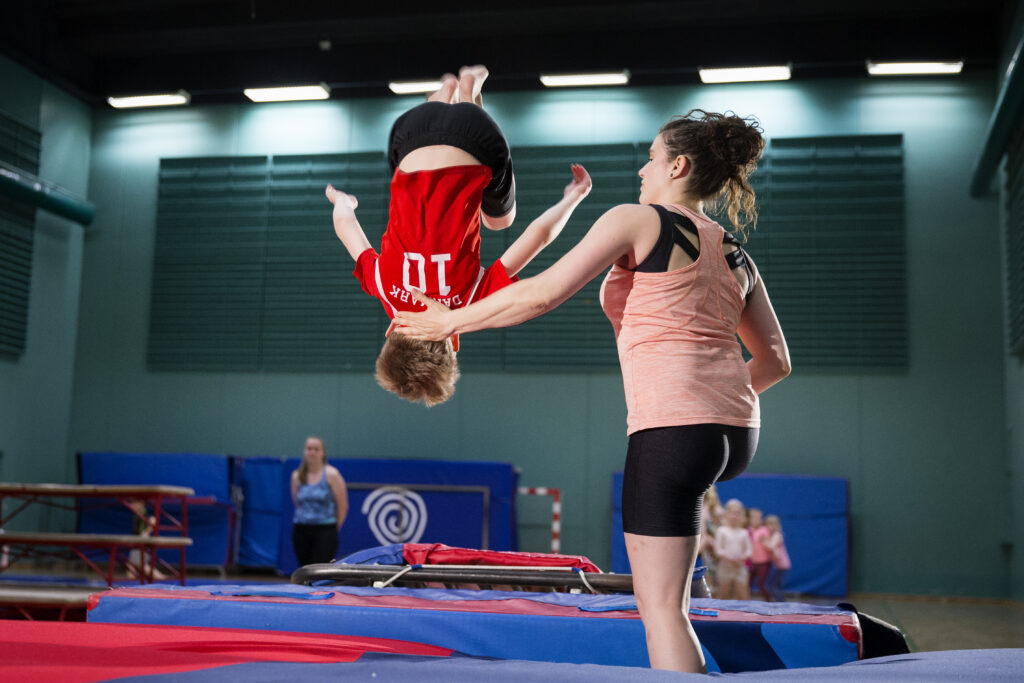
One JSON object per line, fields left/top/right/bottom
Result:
{"left": 88, "top": 584, "right": 860, "bottom": 673}
{"left": 233, "top": 457, "right": 285, "bottom": 568}
{"left": 77, "top": 452, "right": 233, "bottom": 567}
{"left": 265, "top": 458, "right": 518, "bottom": 575}
{"left": 611, "top": 473, "right": 849, "bottom": 596}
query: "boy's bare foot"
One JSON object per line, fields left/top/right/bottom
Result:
{"left": 427, "top": 73, "right": 458, "bottom": 103}
{"left": 457, "top": 65, "right": 488, "bottom": 106}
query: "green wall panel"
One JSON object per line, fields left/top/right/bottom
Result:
{"left": 0, "top": 110, "right": 40, "bottom": 357}
{"left": 70, "top": 76, "right": 1010, "bottom": 597}
{"left": 1006, "top": 120, "right": 1024, "bottom": 354}
{"left": 148, "top": 136, "right": 906, "bottom": 373}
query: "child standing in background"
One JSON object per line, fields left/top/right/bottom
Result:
{"left": 699, "top": 486, "right": 723, "bottom": 593}
{"left": 127, "top": 499, "right": 167, "bottom": 581}
{"left": 714, "top": 499, "right": 752, "bottom": 599}
{"left": 763, "top": 514, "right": 791, "bottom": 601}
{"left": 748, "top": 508, "right": 771, "bottom": 600}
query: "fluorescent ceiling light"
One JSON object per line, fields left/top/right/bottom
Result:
{"left": 389, "top": 80, "right": 443, "bottom": 95}
{"left": 866, "top": 60, "right": 964, "bottom": 76}
{"left": 698, "top": 66, "right": 791, "bottom": 84}
{"left": 539, "top": 71, "right": 630, "bottom": 87}
{"left": 243, "top": 84, "right": 331, "bottom": 102}
{"left": 107, "top": 90, "right": 190, "bottom": 108}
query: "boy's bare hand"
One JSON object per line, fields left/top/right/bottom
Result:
{"left": 564, "top": 163, "right": 593, "bottom": 200}
{"left": 326, "top": 184, "right": 358, "bottom": 212}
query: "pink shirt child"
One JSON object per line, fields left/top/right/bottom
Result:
{"left": 767, "top": 530, "right": 791, "bottom": 570}
{"left": 750, "top": 525, "right": 772, "bottom": 564}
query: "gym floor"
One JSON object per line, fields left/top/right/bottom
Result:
{"left": 839, "top": 593, "right": 1024, "bottom": 651}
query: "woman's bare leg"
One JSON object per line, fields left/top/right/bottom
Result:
{"left": 625, "top": 532, "right": 706, "bottom": 673}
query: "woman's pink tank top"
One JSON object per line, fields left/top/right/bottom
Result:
{"left": 599, "top": 204, "right": 759, "bottom": 435}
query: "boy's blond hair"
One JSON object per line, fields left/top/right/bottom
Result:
{"left": 375, "top": 333, "right": 459, "bottom": 406}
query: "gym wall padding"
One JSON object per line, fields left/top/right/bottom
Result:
{"left": 77, "top": 452, "right": 233, "bottom": 567}
{"left": 611, "top": 473, "right": 849, "bottom": 596}
{"left": 74, "top": 454, "right": 518, "bottom": 573}
{"left": 233, "top": 457, "right": 285, "bottom": 568}
{"left": 716, "top": 474, "right": 849, "bottom": 596}
{"left": 234, "top": 457, "right": 518, "bottom": 575}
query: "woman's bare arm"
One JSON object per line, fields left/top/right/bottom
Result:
{"left": 395, "top": 203, "right": 650, "bottom": 339}
{"left": 499, "top": 164, "right": 592, "bottom": 276}
{"left": 289, "top": 471, "right": 300, "bottom": 506}
{"left": 327, "top": 467, "right": 349, "bottom": 531}
{"left": 736, "top": 260, "right": 791, "bottom": 393}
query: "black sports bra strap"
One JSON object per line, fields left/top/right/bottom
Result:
{"left": 649, "top": 204, "right": 700, "bottom": 263}
{"left": 668, "top": 217, "right": 701, "bottom": 263}
{"left": 635, "top": 206, "right": 753, "bottom": 299}
{"left": 724, "top": 245, "right": 756, "bottom": 300}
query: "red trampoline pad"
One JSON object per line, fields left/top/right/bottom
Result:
{"left": 0, "top": 619, "right": 454, "bottom": 682}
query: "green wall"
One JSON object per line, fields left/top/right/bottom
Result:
{"left": 1, "top": 51, "right": 1012, "bottom": 595}
{"left": 63, "top": 74, "right": 1009, "bottom": 596}
{"left": 0, "top": 55, "right": 91, "bottom": 530}
{"left": 1000, "top": 1, "right": 1024, "bottom": 602}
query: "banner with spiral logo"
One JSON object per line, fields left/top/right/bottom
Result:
{"left": 361, "top": 486, "right": 429, "bottom": 545}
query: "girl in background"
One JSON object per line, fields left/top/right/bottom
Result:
{"left": 714, "top": 498, "right": 752, "bottom": 600}
{"left": 700, "top": 485, "right": 723, "bottom": 593}
{"left": 763, "top": 514, "right": 791, "bottom": 601}
{"left": 290, "top": 436, "right": 348, "bottom": 566}
{"left": 748, "top": 507, "right": 771, "bottom": 599}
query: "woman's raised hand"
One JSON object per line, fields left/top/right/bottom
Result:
{"left": 391, "top": 290, "right": 456, "bottom": 341}
{"left": 564, "top": 163, "right": 593, "bottom": 201}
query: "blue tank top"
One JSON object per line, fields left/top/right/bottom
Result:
{"left": 293, "top": 473, "right": 337, "bottom": 525}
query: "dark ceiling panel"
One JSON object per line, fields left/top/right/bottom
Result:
{"left": 0, "top": 0, "right": 1008, "bottom": 105}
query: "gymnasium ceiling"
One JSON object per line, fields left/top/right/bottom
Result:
{"left": 0, "top": 0, "right": 1011, "bottom": 106}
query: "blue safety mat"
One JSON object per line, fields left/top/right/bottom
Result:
{"left": 132, "top": 582, "right": 849, "bottom": 617}
{"left": 0, "top": 574, "right": 288, "bottom": 588}
{"left": 109, "top": 649, "right": 1024, "bottom": 683}
{"left": 89, "top": 583, "right": 859, "bottom": 672}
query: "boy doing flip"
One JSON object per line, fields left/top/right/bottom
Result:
{"left": 327, "top": 66, "right": 591, "bottom": 405}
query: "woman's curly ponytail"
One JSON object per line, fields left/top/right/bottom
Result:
{"left": 659, "top": 109, "right": 764, "bottom": 240}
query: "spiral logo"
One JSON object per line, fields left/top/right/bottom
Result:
{"left": 361, "top": 487, "right": 428, "bottom": 545}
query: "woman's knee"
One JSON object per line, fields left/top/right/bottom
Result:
{"left": 634, "top": 582, "right": 686, "bottom": 614}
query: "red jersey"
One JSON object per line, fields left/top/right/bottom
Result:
{"left": 353, "top": 164, "right": 516, "bottom": 318}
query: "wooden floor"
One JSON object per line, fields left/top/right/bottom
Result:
{"left": 843, "top": 593, "right": 1024, "bottom": 652}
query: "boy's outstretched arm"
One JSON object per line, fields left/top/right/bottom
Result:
{"left": 326, "top": 184, "right": 373, "bottom": 261}
{"left": 499, "top": 164, "right": 592, "bottom": 277}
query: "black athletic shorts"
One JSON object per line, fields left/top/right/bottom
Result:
{"left": 388, "top": 101, "right": 516, "bottom": 218}
{"left": 291, "top": 522, "right": 338, "bottom": 566}
{"left": 622, "top": 424, "right": 759, "bottom": 537}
